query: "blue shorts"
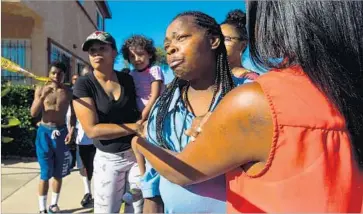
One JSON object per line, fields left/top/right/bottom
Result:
{"left": 35, "top": 124, "right": 72, "bottom": 180}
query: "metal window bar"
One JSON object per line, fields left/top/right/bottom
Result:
{"left": 1, "top": 39, "right": 31, "bottom": 82}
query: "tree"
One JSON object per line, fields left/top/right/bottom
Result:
{"left": 155, "top": 47, "right": 169, "bottom": 71}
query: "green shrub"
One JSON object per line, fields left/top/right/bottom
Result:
{"left": 1, "top": 84, "right": 34, "bottom": 107}
{"left": 1, "top": 84, "right": 38, "bottom": 157}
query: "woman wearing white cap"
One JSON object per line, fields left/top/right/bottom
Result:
{"left": 73, "top": 31, "right": 143, "bottom": 213}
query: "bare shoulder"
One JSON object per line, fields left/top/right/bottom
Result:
{"left": 217, "top": 82, "right": 273, "bottom": 140}
{"left": 216, "top": 82, "right": 273, "bottom": 163}
{"left": 219, "top": 82, "right": 269, "bottom": 117}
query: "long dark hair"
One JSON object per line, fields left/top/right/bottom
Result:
{"left": 248, "top": 1, "right": 363, "bottom": 168}
{"left": 154, "top": 11, "right": 234, "bottom": 149}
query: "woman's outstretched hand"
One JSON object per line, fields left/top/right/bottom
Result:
{"left": 184, "top": 112, "right": 212, "bottom": 141}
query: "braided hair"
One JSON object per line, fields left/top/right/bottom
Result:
{"left": 221, "top": 9, "right": 247, "bottom": 41}
{"left": 153, "top": 11, "right": 235, "bottom": 149}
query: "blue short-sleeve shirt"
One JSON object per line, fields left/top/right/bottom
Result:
{"left": 141, "top": 86, "right": 226, "bottom": 213}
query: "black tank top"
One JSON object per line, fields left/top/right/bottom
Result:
{"left": 73, "top": 71, "right": 140, "bottom": 153}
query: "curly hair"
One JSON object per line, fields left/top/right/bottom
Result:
{"left": 121, "top": 35, "right": 157, "bottom": 65}
{"left": 221, "top": 9, "right": 247, "bottom": 41}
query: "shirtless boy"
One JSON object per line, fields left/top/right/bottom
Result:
{"left": 30, "top": 61, "right": 75, "bottom": 213}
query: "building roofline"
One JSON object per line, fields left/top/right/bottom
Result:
{"left": 96, "top": 0, "right": 112, "bottom": 19}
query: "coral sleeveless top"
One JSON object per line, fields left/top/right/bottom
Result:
{"left": 226, "top": 66, "right": 363, "bottom": 213}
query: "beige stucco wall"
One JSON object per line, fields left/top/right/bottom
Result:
{"left": 2, "top": 2, "right": 45, "bottom": 83}
{"left": 81, "top": 1, "right": 99, "bottom": 28}
{"left": 1, "top": 13, "right": 34, "bottom": 38}
{"left": 2, "top": 0, "right": 98, "bottom": 78}
{"left": 23, "top": 0, "right": 97, "bottom": 76}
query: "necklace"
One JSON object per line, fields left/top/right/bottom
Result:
{"left": 183, "top": 84, "right": 217, "bottom": 117}
{"left": 172, "top": 84, "right": 218, "bottom": 151}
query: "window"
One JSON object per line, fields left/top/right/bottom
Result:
{"left": 75, "top": 59, "right": 85, "bottom": 76}
{"left": 77, "top": 0, "right": 84, "bottom": 5}
{"left": 1, "top": 39, "right": 31, "bottom": 82}
{"left": 96, "top": 9, "right": 104, "bottom": 30}
{"left": 49, "top": 43, "right": 72, "bottom": 83}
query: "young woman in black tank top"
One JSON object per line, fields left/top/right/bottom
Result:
{"left": 73, "top": 31, "right": 143, "bottom": 213}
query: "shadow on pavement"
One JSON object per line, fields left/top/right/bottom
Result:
{"left": 2, "top": 171, "right": 40, "bottom": 175}
{"left": 2, "top": 166, "right": 40, "bottom": 171}
{"left": 1, "top": 158, "right": 37, "bottom": 166}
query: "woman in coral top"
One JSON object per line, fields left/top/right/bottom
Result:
{"left": 132, "top": 1, "right": 363, "bottom": 212}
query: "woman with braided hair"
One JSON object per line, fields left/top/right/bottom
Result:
{"left": 221, "top": 9, "right": 259, "bottom": 85}
{"left": 138, "top": 11, "right": 234, "bottom": 213}
{"left": 133, "top": 1, "right": 363, "bottom": 212}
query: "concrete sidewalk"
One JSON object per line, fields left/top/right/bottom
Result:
{"left": 1, "top": 159, "right": 93, "bottom": 213}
